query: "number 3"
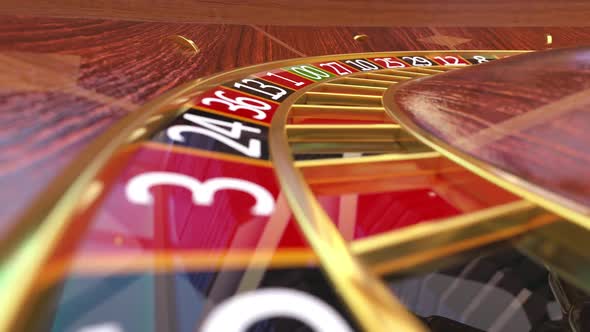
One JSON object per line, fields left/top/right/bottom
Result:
{"left": 126, "top": 172, "right": 275, "bottom": 216}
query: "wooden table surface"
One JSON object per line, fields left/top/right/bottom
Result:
{"left": 3, "top": 1, "right": 590, "bottom": 26}
{"left": 390, "top": 47, "right": 590, "bottom": 217}
{"left": 1, "top": 14, "right": 590, "bottom": 233}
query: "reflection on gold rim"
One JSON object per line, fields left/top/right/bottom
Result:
{"left": 270, "top": 77, "right": 428, "bottom": 332}
{"left": 1, "top": 50, "right": 527, "bottom": 332}
{"left": 352, "top": 201, "right": 557, "bottom": 275}
{"left": 381, "top": 67, "right": 590, "bottom": 293}
{"left": 382, "top": 77, "right": 590, "bottom": 236}
{"left": 286, "top": 124, "right": 407, "bottom": 143}
{"left": 516, "top": 221, "right": 590, "bottom": 293}
{"left": 143, "top": 141, "right": 273, "bottom": 168}
{"left": 295, "top": 151, "right": 441, "bottom": 168}
{"left": 5, "top": 51, "right": 526, "bottom": 253}
{"left": 36, "top": 249, "right": 318, "bottom": 294}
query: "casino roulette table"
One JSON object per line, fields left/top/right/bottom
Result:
{"left": 2, "top": 3, "right": 590, "bottom": 332}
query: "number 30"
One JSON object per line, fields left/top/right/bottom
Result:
{"left": 125, "top": 172, "right": 275, "bottom": 216}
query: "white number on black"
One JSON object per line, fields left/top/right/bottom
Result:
{"left": 167, "top": 113, "right": 262, "bottom": 158}
{"left": 472, "top": 55, "right": 490, "bottom": 64}
{"left": 344, "top": 59, "right": 379, "bottom": 71}
{"left": 401, "top": 56, "right": 433, "bottom": 66}
{"left": 233, "top": 79, "right": 288, "bottom": 100}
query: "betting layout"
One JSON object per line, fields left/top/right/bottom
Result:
{"left": 28, "top": 52, "right": 510, "bottom": 332}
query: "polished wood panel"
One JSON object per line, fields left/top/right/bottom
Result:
{"left": 260, "top": 27, "right": 443, "bottom": 55}
{"left": 391, "top": 47, "right": 590, "bottom": 212}
{"left": 433, "top": 27, "right": 590, "bottom": 50}
{"left": 3, "top": 1, "right": 590, "bottom": 26}
{"left": 0, "top": 16, "right": 299, "bottom": 225}
{"left": 2, "top": 15, "right": 590, "bottom": 236}
{"left": 260, "top": 26, "right": 590, "bottom": 56}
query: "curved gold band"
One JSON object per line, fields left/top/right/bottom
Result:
{"left": 2, "top": 50, "right": 526, "bottom": 331}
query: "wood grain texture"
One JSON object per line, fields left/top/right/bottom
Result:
{"left": 2, "top": 15, "right": 590, "bottom": 237}
{"left": 260, "top": 26, "right": 590, "bottom": 56}
{"left": 0, "top": 16, "right": 300, "bottom": 227}
{"left": 427, "top": 27, "right": 590, "bottom": 50}
{"left": 3, "top": 1, "right": 590, "bottom": 26}
{"left": 391, "top": 47, "right": 590, "bottom": 211}
{"left": 260, "top": 27, "right": 445, "bottom": 56}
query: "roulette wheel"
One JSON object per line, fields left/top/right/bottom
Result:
{"left": 2, "top": 5, "right": 590, "bottom": 332}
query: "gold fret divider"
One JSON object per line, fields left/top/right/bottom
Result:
{"left": 351, "top": 201, "right": 557, "bottom": 276}
{"left": 0, "top": 50, "right": 526, "bottom": 332}
{"left": 289, "top": 104, "right": 390, "bottom": 123}
{"left": 270, "top": 83, "right": 429, "bottom": 332}
{"left": 311, "top": 83, "right": 387, "bottom": 95}
{"left": 287, "top": 124, "right": 409, "bottom": 142}
{"left": 290, "top": 141, "right": 431, "bottom": 154}
{"left": 332, "top": 76, "right": 396, "bottom": 87}
{"left": 297, "top": 91, "right": 383, "bottom": 106}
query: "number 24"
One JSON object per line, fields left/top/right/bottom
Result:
{"left": 126, "top": 172, "right": 275, "bottom": 216}
{"left": 167, "top": 113, "right": 262, "bottom": 158}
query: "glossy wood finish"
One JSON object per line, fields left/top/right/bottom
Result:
{"left": 3, "top": 1, "right": 590, "bottom": 26}
{"left": 2, "top": 15, "right": 590, "bottom": 233}
{"left": 391, "top": 47, "right": 590, "bottom": 214}
{"left": 0, "top": 17, "right": 298, "bottom": 226}
{"left": 259, "top": 26, "right": 590, "bottom": 55}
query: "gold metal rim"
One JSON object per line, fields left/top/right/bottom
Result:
{"left": 382, "top": 80, "right": 590, "bottom": 233}
{"left": 5, "top": 50, "right": 528, "bottom": 252}
{"left": 1, "top": 50, "right": 529, "bottom": 332}
{"left": 270, "top": 74, "right": 428, "bottom": 332}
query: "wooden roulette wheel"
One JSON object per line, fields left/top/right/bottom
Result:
{"left": 2, "top": 4, "right": 590, "bottom": 332}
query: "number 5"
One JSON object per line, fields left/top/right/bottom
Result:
{"left": 126, "top": 172, "right": 275, "bottom": 216}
